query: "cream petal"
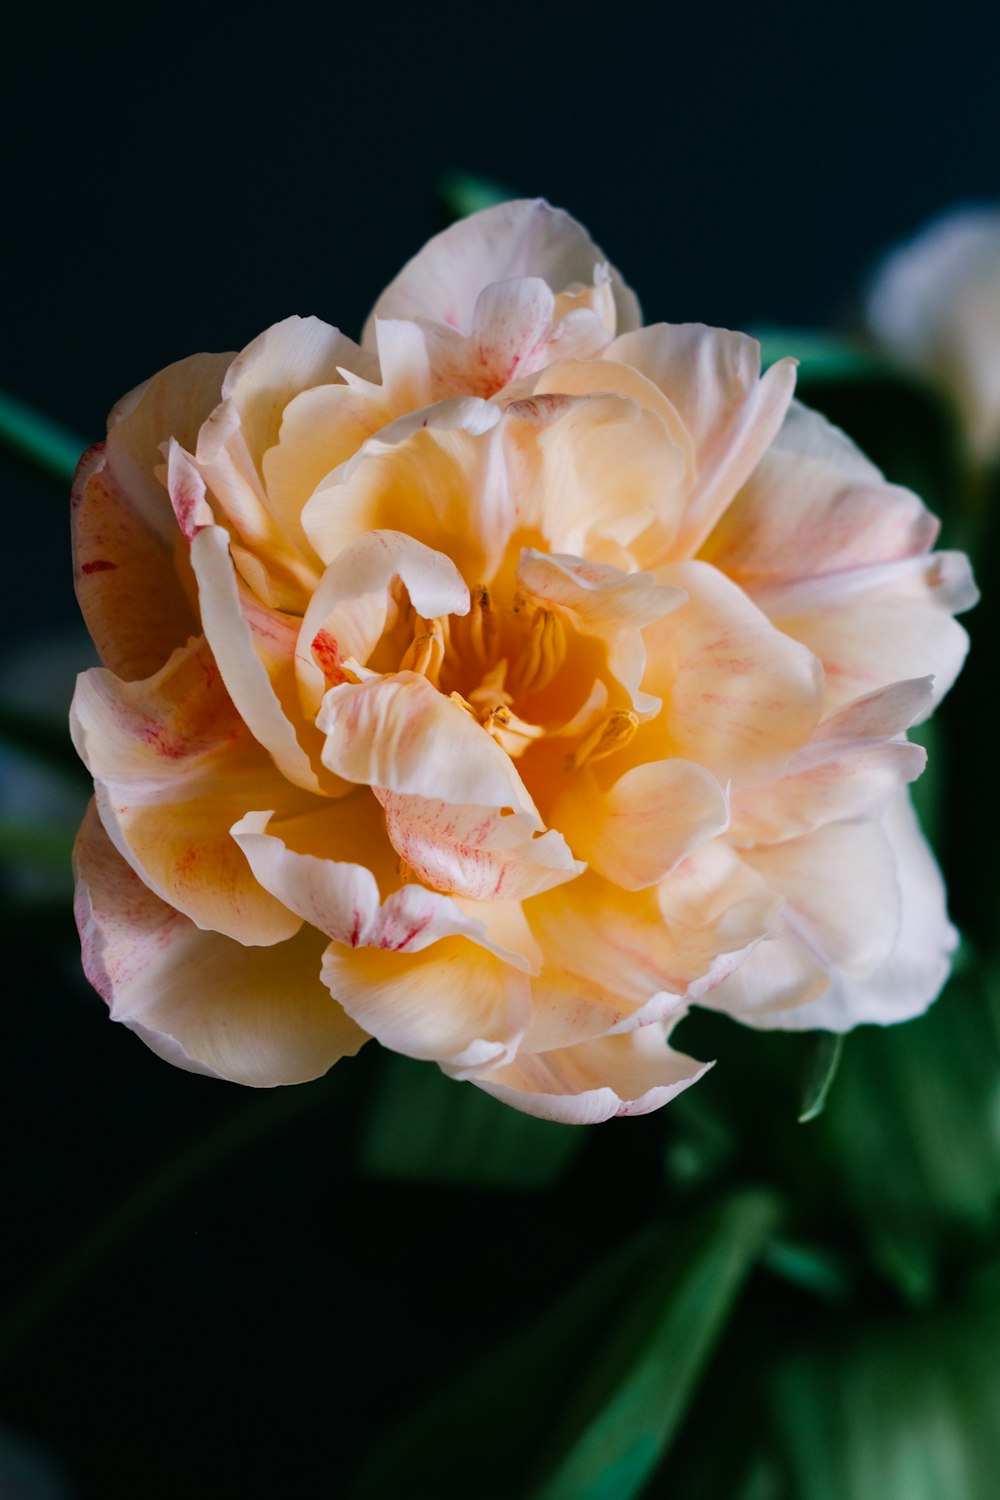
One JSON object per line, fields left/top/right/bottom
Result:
{"left": 295, "top": 529, "right": 470, "bottom": 720}
{"left": 697, "top": 929, "right": 833, "bottom": 1022}
{"left": 473, "top": 1024, "right": 711, "bottom": 1123}
{"left": 70, "top": 637, "right": 313, "bottom": 945}
{"left": 755, "top": 552, "right": 977, "bottom": 715}
{"left": 322, "top": 934, "right": 532, "bottom": 1076}
{"left": 190, "top": 525, "right": 337, "bottom": 795}
{"left": 363, "top": 198, "right": 640, "bottom": 346}
{"left": 301, "top": 398, "right": 504, "bottom": 579}
{"left": 743, "top": 819, "right": 901, "bottom": 977}
{"left": 605, "top": 324, "right": 797, "bottom": 555}
{"left": 74, "top": 802, "right": 366, "bottom": 1086}
{"left": 730, "top": 680, "right": 933, "bottom": 846}
{"left": 317, "top": 672, "right": 538, "bottom": 816}
{"left": 701, "top": 403, "right": 941, "bottom": 585}
{"left": 378, "top": 792, "right": 584, "bottom": 900}
{"left": 503, "top": 390, "right": 693, "bottom": 565}
{"left": 556, "top": 759, "right": 730, "bottom": 891}
{"left": 641, "top": 561, "right": 823, "bottom": 787}
{"left": 72, "top": 443, "right": 199, "bottom": 682}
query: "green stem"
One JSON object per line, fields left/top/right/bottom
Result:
{"left": 0, "top": 388, "right": 87, "bottom": 486}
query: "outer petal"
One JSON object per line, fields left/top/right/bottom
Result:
{"left": 363, "top": 198, "right": 641, "bottom": 345}
{"left": 317, "top": 671, "right": 538, "bottom": 816}
{"left": 754, "top": 552, "right": 976, "bottom": 716}
{"left": 726, "top": 793, "right": 956, "bottom": 1031}
{"left": 701, "top": 402, "right": 941, "bottom": 585}
{"left": 473, "top": 1024, "right": 711, "bottom": 1123}
{"left": 729, "top": 678, "right": 931, "bottom": 844}
{"left": 70, "top": 637, "right": 314, "bottom": 945}
{"left": 605, "top": 324, "right": 797, "bottom": 555}
{"left": 74, "top": 802, "right": 366, "bottom": 1086}
{"left": 639, "top": 561, "right": 824, "bottom": 787}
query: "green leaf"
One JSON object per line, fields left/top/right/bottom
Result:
{"left": 0, "top": 387, "right": 86, "bottom": 486}
{"left": 0, "top": 818, "right": 76, "bottom": 874}
{"left": 356, "top": 1051, "right": 583, "bottom": 1188}
{"left": 816, "top": 970, "right": 1000, "bottom": 1300}
{"left": 436, "top": 169, "right": 513, "bottom": 221}
{"left": 798, "top": 1033, "right": 844, "bottom": 1123}
{"left": 348, "top": 1190, "right": 779, "bottom": 1500}
{"left": 770, "top": 1276, "right": 1000, "bottom": 1500}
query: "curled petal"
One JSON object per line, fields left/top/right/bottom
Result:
{"left": 317, "top": 671, "right": 538, "bottom": 816}
{"left": 296, "top": 529, "right": 470, "bottom": 720}
{"left": 74, "top": 803, "right": 366, "bottom": 1086}
{"left": 379, "top": 792, "right": 584, "bottom": 900}
{"left": 473, "top": 1024, "right": 711, "bottom": 1123}
{"left": 364, "top": 198, "right": 640, "bottom": 345}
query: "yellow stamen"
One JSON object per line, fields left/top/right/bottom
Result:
{"left": 571, "top": 710, "right": 639, "bottom": 769}
{"left": 514, "top": 607, "right": 566, "bottom": 696}
{"left": 399, "top": 617, "right": 446, "bottom": 684}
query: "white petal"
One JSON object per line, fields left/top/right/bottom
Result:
{"left": 473, "top": 1024, "right": 711, "bottom": 1123}
{"left": 364, "top": 198, "right": 640, "bottom": 345}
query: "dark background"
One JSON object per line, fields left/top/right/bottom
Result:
{"left": 2, "top": 3, "right": 1000, "bottom": 1495}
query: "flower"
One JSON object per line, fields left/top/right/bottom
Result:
{"left": 70, "top": 200, "right": 976, "bottom": 1122}
{"left": 867, "top": 206, "right": 1000, "bottom": 467}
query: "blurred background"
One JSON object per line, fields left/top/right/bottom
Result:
{"left": 3, "top": 3, "right": 1000, "bottom": 1496}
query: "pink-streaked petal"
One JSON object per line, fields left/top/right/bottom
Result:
{"left": 230, "top": 808, "right": 533, "bottom": 969}
{"left": 378, "top": 792, "right": 584, "bottom": 900}
{"left": 556, "top": 759, "right": 730, "bottom": 891}
{"left": 701, "top": 402, "right": 941, "bottom": 585}
{"left": 322, "top": 934, "right": 532, "bottom": 1077}
{"left": 473, "top": 1024, "right": 711, "bottom": 1123}
{"left": 295, "top": 529, "right": 470, "bottom": 720}
{"left": 363, "top": 198, "right": 640, "bottom": 346}
{"left": 317, "top": 672, "right": 538, "bottom": 815}
{"left": 72, "top": 444, "right": 200, "bottom": 681}
{"left": 74, "top": 802, "right": 366, "bottom": 1085}
{"left": 605, "top": 324, "right": 797, "bottom": 555}
{"left": 70, "top": 637, "right": 314, "bottom": 945}
{"left": 744, "top": 819, "right": 901, "bottom": 977}
{"left": 640, "top": 561, "right": 823, "bottom": 787}
{"left": 106, "top": 351, "right": 232, "bottom": 538}
{"left": 755, "top": 552, "right": 977, "bottom": 716}
{"left": 190, "top": 525, "right": 338, "bottom": 795}
{"left": 730, "top": 678, "right": 932, "bottom": 844}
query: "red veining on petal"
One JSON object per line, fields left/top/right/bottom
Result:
{"left": 311, "top": 629, "right": 347, "bottom": 686}
{"left": 349, "top": 909, "right": 362, "bottom": 947}
{"left": 81, "top": 559, "right": 118, "bottom": 575}
{"left": 382, "top": 914, "right": 433, "bottom": 952}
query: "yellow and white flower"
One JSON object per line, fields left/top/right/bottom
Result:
{"left": 71, "top": 200, "right": 976, "bottom": 1121}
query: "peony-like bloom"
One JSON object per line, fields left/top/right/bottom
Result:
{"left": 867, "top": 206, "right": 1000, "bottom": 467}
{"left": 71, "top": 200, "right": 976, "bottom": 1122}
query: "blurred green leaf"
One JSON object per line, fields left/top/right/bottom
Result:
{"left": 816, "top": 971, "right": 1000, "bottom": 1301}
{"left": 798, "top": 1033, "right": 844, "bottom": 1124}
{"left": 0, "top": 818, "right": 75, "bottom": 874}
{"left": 436, "top": 169, "right": 513, "bottom": 221}
{"left": 356, "top": 1051, "right": 583, "bottom": 1188}
{"left": 771, "top": 1276, "right": 1000, "bottom": 1500}
{"left": 0, "top": 387, "right": 85, "bottom": 486}
{"left": 349, "top": 1189, "right": 779, "bottom": 1500}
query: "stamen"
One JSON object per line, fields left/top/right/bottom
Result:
{"left": 467, "top": 584, "right": 499, "bottom": 666}
{"left": 399, "top": 616, "right": 446, "bottom": 684}
{"left": 571, "top": 709, "right": 639, "bottom": 769}
{"left": 514, "top": 607, "right": 566, "bottom": 695}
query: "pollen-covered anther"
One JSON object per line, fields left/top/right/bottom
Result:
{"left": 570, "top": 709, "right": 640, "bottom": 769}
{"left": 483, "top": 703, "right": 546, "bottom": 757}
{"left": 512, "top": 607, "right": 566, "bottom": 695}
{"left": 467, "top": 584, "right": 500, "bottom": 666}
